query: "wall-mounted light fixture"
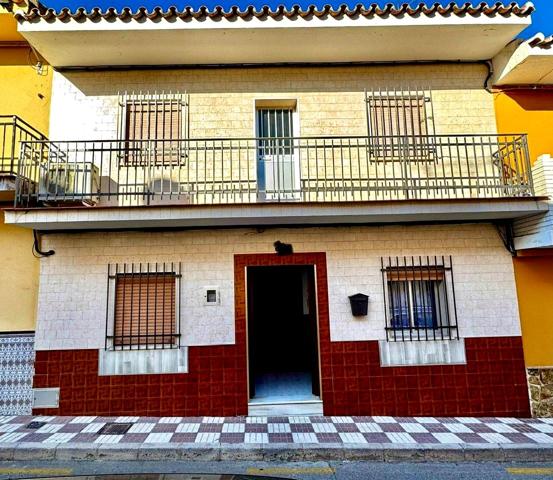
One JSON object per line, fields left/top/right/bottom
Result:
{"left": 349, "top": 293, "right": 369, "bottom": 317}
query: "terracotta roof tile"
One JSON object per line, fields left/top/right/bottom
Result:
{"left": 16, "top": 1, "right": 535, "bottom": 22}
{"left": 528, "top": 33, "right": 553, "bottom": 49}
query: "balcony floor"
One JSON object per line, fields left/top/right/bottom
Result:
{"left": 4, "top": 197, "right": 549, "bottom": 231}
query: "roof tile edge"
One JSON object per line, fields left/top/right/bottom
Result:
{"left": 15, "top": 1, "right": 535, "bottom": 22}
{"left": 528, "top": 32, "right": 553, "bottom": 49}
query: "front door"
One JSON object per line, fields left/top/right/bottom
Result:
{"left": 256, "top": 108, "right": 300, "bottom": 201}
{"left": 247, "top": 265, "right": 320, "bottom": 403}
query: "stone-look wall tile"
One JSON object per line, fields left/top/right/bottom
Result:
{"left": 49, "top": 64, "right": 495, "bottom": 141}
{"left": 35, "top": 224, "right": 520, "bottom": 351}
{"left": 0, "top": 333, "right": 35, "bottom": 415}
{"left": 528, "top": 368, "right": 553, "bottom": 418}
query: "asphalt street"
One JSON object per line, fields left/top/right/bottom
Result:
{"left": 0, "top": 460, "right": 553, "bottom": 480}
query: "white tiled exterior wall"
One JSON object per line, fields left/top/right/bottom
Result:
{"left": 39, "top": 65, "right": 514, "bottom": 351}
{"left": 34, "top": 223, "right": 520, "bottom": 351}
{"left": 48, "top": 64, "right": 496, "bottom": 140}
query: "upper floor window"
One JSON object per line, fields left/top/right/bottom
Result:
{"left": 117, "top": 91, "right": 189, "bottom": 166}
{"left": 381, "top": 255, "right": 458, "bottom": 341}
{"left": 365, "top": 87, "right": 436, "bottom": 160}
{"left": 106, "top": 262, "right": 182, "bottom": 350}
{"left": 256, "top": 107, "right": 294, "bottom": 156}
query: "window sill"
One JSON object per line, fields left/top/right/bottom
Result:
{"left": 98, "top": 347, "right": 188, "bottom": 376}
{"left": 378, "top": 338, "right": 466, "bottom": 367}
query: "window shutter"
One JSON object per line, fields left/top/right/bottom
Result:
{"left": 114, "top": 274, "right": 176, "bottom": 347}
{"left": 125, "top": 102, "right": 182, "bottom": 142}
{"left": 118, "top": 91, "right": 188, "bottom": 166}
{"left": 385, "top": 268, "right": 445, "bottom": 281}
{"left": 365, "top": 88, "right": 436, "bottom": 160}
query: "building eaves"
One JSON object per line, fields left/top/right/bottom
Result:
{"left": 16, "top": 1, "right": 535, "bottom": 22}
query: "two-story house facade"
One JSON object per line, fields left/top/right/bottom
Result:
{"left": 5, "top": 2, "right": 549, "bottom": 417}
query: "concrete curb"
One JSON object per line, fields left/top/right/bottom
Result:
{"left": 12, "top": 443, "right": 57, "bottom": 461}
{"left": 0, "top": 442, "right": 550, "bottom": 462}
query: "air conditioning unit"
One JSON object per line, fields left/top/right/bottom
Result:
{"left": 38, "top": 163, "right": 100, "bottom": 206}
{"left": 147, "top": 174, "right": 192, "bottom": 206}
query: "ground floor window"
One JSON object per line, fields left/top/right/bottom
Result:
{"left": 381, "top": 256, "right": 458, "bottom": 341}
{"left": 106, "top": 262, "right": 181, "bottom": 350}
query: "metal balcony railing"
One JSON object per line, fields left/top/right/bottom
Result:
{"left": 0, "top": 116, "right": 47, "bottom": 176}
{"left": 15, "top": 134, "right": 533, "bottom": 208}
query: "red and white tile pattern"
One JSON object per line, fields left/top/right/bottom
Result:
{"left": 1, "top": 416, "right": 552, "bottom": 445}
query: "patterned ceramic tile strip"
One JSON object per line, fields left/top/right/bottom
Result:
{"left": 0, "top": 334, "right": 35, "bottom": 415}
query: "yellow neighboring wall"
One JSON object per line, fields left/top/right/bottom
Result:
{"left": 0, "top": 212, "right": 39, "bottom": 331}
{"left": 513, "top": 255, "right": 553, "bottom": 367}
{"left": 0, "top": 6, "right": 51, "bottom": 332}
{"left": 0, "top": 7, "right": 51, "bottom": 134}
{"left": 494, "top": 90, "right": 553, "bottom": 165}
{"left": 495, "top": 88, "right": 553, "bottom": 368}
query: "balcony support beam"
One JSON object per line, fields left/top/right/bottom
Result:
{"left": 4, "top": 198, "right": 548, "bottom": 232}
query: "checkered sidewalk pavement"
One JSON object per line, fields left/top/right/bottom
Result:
{"left": 1, "top": 415, "right": 553, "bottom": 446}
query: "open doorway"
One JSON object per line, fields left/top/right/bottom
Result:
{"left": 247, "top": 265, "right": 320, "bottom": 412}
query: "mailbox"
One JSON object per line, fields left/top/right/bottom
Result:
{"left": 349, "top": 293, "right": 369, "bottom": 316}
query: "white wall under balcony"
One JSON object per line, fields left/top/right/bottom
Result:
{"left": 31, "top": 223, "right": 522, "bottom": 351}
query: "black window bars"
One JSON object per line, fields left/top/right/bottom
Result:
{"left": 365, "top": 87, "right": 437, "bottom": 161}
{"left": 105, "top": 262, "right": 182, "bottom": 350}
{"left": 381, "top": 255, "right": 458, "bottom": 341}
{"left": 117, "top": 91, "right": 189, "bottom": 167}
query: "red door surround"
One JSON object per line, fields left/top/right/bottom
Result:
{"left": 234, "top": 252, "right": 331, "bottom": 407}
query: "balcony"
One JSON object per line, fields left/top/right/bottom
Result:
{"left": 0, "top": 116, "right": 47, "bottom": 196}
{"left": 6, "top": 134, "right": 548, "bottom": 231}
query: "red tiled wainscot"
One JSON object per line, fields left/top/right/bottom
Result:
{"left": 33, "top": 345, "right": 248, "bottom": 417}
{"left": 321, "top": 337, "right": 530, "bottom": 417}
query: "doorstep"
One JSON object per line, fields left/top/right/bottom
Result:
{"left": 0, "top": 415, "right": 552, "bottom": 463}
{"left": 248, "top": 400, "right": 323, "bottom": 416}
